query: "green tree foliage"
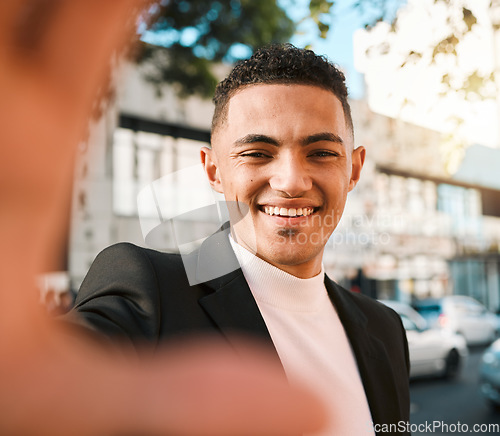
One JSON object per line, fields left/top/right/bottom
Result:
{"left": 138, "top": 0, "right": 334, "bottom": 98}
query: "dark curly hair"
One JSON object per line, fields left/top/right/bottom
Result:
{"left": 211, "top": 43, "right": 353, "bottom": 137}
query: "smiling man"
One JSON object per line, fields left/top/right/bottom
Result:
{"left": 72, "top": 44, "right": 410, "bottom": 435}
{"left": 204, "top": 76, "right": 363, "bottom": 279}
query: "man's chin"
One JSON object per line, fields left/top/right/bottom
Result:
{"left": 256, "top": 241, "right": 323, "bottom": 268}
{"left": 232, "top": 227, "right": 326, "bottom": 266}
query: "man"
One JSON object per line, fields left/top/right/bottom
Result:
{"left": 72, "top": 44, "right": 410, "bottom": 435}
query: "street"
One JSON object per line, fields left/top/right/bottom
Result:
{"left": 410, "top": 346, "right": 500, "bottom": 435}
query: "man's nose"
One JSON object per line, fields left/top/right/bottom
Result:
{"left": 268, "top": 155, "right": 312, "bottom": 197}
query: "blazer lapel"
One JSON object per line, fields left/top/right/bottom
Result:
{"left": 199, "top": 269, "right": 272, "bottom": 343}
{"left": 194, "top": 229, "right": 280, "bottom": 362}
{"left": 199, "top": 270, "right": 285, "bottom": 369}
{"left": 325, "top": 277, "right": 404, "bottom": 428}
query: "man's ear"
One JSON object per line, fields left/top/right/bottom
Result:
{"left": 348, "top": 146, "right": 366, "bottom": 192}
{"left": 200, "top": 146, "right": 223, "bottom": 193}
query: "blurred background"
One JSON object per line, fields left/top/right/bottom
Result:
{"left": 41, "top": 0, "right": 500, "bottom": 433}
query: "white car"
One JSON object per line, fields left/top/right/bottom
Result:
{"left": 381, "top": 300, "right": 468, "bottom": 379}
{"left": 413, "top": 296, "right": 498, "bottom": 345}
{"left": 479, "top": 339, "right": 500, "bottom": 409}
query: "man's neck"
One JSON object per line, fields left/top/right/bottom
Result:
{"left": 229, "top": 233, "right": 324, "bottom": 279}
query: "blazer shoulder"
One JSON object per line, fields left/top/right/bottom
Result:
{"left": 91, "top": 241, "right": 182, "bottom": 269}
{"left": 326, "top": 278, "right": 401, "bottom": 327}
{"left": 351, "top": 289, "right": 403, "bottom": 326}
{"left": 326, "top": 277, "right": 409, "bottom": 367}
{"left": 71, "top": 243, "right": 184, "bottom": 344}
{"left": 87, "top": 242, "right": 192, "bottom": 285}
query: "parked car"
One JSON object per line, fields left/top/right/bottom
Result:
{"left": 381, "top": 300, "right": 468, "bottom": 379}
{"left": 479, "top": 338, "right": 500, "bottom": 409}
{"left": 413, "top": 296, "right": 498, "bottom": 346}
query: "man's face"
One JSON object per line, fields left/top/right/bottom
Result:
{"left": 202, "top": 84, "right": 365, "bottom": 278}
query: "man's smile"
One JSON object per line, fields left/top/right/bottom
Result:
{"left": 261, "top": 206, "right": 317, "bottom": 217}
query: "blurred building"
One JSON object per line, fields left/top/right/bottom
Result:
{"left": 69, "top": 61, "right": 215, "bottom": 288}
{"left": 69, "top": 60, "right": 500, "bottom": 311}
{"left": 337, "top": 101, "right": 500, "bottom": 311}
{"left": 350, "top": 0, "right": 500, "bottom": 309}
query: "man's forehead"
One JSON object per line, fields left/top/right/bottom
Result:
{"left": 225, "top": 84, "right": 340, "bottom": 121}
{"left": 227, "top": 82, "right": 339, "bottom": 104}
{"left": 217, "top": 83, "right": 353, "bottom": 145}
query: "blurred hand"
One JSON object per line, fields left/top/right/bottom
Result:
{"left": 0, "top": 1, "right": 326, "bottom": 435}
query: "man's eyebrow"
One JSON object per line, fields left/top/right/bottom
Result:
{"left": 302, "top": 132, "right": 344, "bottom": 146}
{"left": 233, "top": 132, "right": 344, "bottom": 147}
{"left": 233, "top": 134, "right": 280, "bottom": 147}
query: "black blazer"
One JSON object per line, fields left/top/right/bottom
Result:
{"left": 71, "top": 229, "right": 410, "bottom": 435}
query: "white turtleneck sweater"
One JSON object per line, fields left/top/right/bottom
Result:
{"left": 229, "top": 236, "right": 374, "bottom": 436}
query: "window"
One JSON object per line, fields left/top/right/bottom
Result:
{"left": 113, "top": 127, "right": 208, "bottom": 216}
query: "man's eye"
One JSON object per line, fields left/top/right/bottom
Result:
{"left": 241, "top": 152, "right": 271, "bottom": 158}
{"left": 309, "top": 151, "right": 339, "bottom": 157}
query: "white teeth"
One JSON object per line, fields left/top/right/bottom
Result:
{"left": 262, "top": 206, "right": 314, "bottom": 217}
